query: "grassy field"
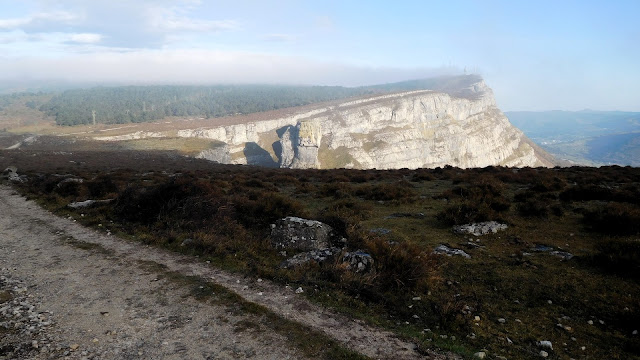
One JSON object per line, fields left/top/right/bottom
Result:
{"left": 1, "top": 148, "right": 639, "bottom": 359}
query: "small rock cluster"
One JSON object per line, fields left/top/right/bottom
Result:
{"left": 271, "top": 217, "right": 374, "bottom": 272}
{"left": 433, "top": 244, "right": 471, "bottom": 259}
{"left": 341, "top": 251, "right": 375, "bottom": 273}
{"left": 0, "top": 269, "right": 54, "bottom": 360}
{"left": 280, "top": 247, "right": 341, "bottom": 268}
{"left": 453, "top": 221, "right": 508, "bottom": 236}
{"left": 533, "top": 244, "right": 574, "bottom": 260}
{"left": 2, "top": 166, "right": 27, "bottom": 183}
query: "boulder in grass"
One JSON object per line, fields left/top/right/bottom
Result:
{"left": 453, "top": 221, "right": 508, "bottom": 236}
{"left": 433, "top": 244, "right": 471, "bottom": 259}
{"left": 270, "top": 217, "right": 335, "bottom": 251}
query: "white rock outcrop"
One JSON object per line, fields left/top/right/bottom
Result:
{"left": 92, "top": 76, "right": 552, "bottom": 169}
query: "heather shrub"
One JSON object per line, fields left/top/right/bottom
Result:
{"left": 583, "top": 203, "right": 640, "bottom": 235}
{"left": 364, "top": 236, "right": 438, "bottom": 293}
{"left": 517, "top": 198, "right": 550, "bottom": 218}
{"left": 325, "top": 198, "right": 373, "bottom": 222}
{"left": 232, "top": 191, "right": 307, "bottom": 229}
{"left": 53, "top": 179, "right": 83, "bottom": 198}
{"left": 589, "top": 239, "right": 640, "bottom": 279}
{"left": 530, "top": 176, "right": 567, "bottom": 192}
{"left": 114, "top": 176, "right": 223, "bottom": 227}
{"left": 436, "top": 178, "right": 510, "bottom": 225}
{"left": 354, "top": 181, "right": 416, "bottom": 202}
{"left": 560, "top": 184, "right": 613, "bottom": 202}
{"left": 87, "top": 175, "right": 119, "bottom": 198}
{"left": 319, "top": 182, "right": 354, "bottom": 199}
{"left": 436, "top": 202, "right": 496, "bottom": 225}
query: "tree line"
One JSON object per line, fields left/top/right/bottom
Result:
{"left": 40, "top": 85, "right": 375, "bottom": 126}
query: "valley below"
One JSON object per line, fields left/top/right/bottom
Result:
{"left": 507, "top": 110, "right": 640, "bottom": 167}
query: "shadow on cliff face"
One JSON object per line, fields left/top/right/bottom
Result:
{"left": 273, "top": 125, "right": 296, "bottom": 167}
{"left": 243, "top": 142, "right": 278, "bottom": 168}
{"left": 272, "top": 141, "right": 283, "bottom": 164}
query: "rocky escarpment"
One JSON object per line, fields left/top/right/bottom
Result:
{"left": 99, "top": 76, "right": 553, "bottom": 169}
{"left": 280, "top": 120, "right": 323, "bottom": 169}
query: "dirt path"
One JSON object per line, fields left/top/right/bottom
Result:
{"left": 0, "top": 185, "right": 451, "bottom": 359}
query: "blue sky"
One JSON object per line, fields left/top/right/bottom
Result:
{"left": 0, "top": 0, "right": 638, "bottom": 111}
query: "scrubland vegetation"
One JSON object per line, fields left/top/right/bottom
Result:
{"left": 2, "top": 149, "right": 639, "bottom": 359}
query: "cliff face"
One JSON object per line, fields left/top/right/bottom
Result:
{"left": 129, "top": 77, "right": 552, "bottom": 169}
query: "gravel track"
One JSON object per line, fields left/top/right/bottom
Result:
{"left": 0, "top": 185, "right": 453, "bottom": 359}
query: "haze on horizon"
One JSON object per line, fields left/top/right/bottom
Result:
{"left": 0, "top": 0, "right": 638, "bottom": 112}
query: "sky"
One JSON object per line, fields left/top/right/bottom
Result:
{"left": 0, "top": 0, "right": 638, "bottom": 111}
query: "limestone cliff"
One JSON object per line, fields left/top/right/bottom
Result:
{"left": 98, "top": 76, "right": 553, "bottom": 169}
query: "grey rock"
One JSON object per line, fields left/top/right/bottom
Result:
{"left": 537, "top": 340, "right": 553, "bottom": 350}
{"left": 57, "top": 177, "right": 83, "bottom": 187}
{"left": 453, "top": 221, "right": 508, "bottom": 236}
{"left": 2, "top": 166, "right": 26, "bottom": 183}
{"left": 180, "top": 238, "right": 194, "bottom": 247}
{"left": 433, "top": 244, "right": 471, "bottom": 259}
{"left": 473, "top": 352, "right": 486, "bottom": 359}
{"left": 68, "top": 199, "right": 114, "bottom": 209}
{"left": 196, "top": 144, "right": 231, "bottom": 164}
{"left": 550, "top": 250, "right": 574, "bottom": 260}
{"left": 533, "top": 244, "right": 554, "bottom": 252}
{"left": 461, "top": 241, "right": 483, "bottom": 249}
{"left": 342, "top": 251, "right": 374, "bottom": 273}
{"left": 290, "top": 120, "right": 321, "bottom": 169}
{"left": 279, "top": 247, "right": 341, "bottom": 268}
{"left": 370, "top": 228, "right": 391, "bottom": 235}
{"left": 2, "top": 166, "right": 17, "bottom": 177}
{"left": 271, "top": 217, "right": 337, "bottom": 251}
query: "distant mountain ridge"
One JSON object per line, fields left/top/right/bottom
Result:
{"left": 506, "top": 110, "right": 640, "bottom": 166}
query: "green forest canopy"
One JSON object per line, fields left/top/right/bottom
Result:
{"left": 40, "top": 85, "right": 379, "bottom": 126}
{"left": 3, "top": 75, "right": 477, "bottom": 126}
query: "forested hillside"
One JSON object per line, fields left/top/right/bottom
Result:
{"left": 39, "top": 85, "right": 375, "bottom": 126}
{"left": 2, "top": 75, "right": 481, "bottom": 127}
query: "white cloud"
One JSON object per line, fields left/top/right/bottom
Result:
{"left": 0, "top": 18, "right": 29, "bottom": 29}
{"left": 145, "top": 4, "right": 238, "bottom": 34}
{"left": 0, "top": 30, "right": 28, "bottom": 44}
{"left": 160, "top": 17, "right": 238, "bottom": 32}
{"left": 69, "top": 33, "right": 102, "bottom": 44}
{"left": 0, "top": 11, "right": 80, "bottom": 30}
{"left": 0, "top": 48, "right": 457, "bottom": 87}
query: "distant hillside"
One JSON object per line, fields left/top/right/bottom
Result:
{"left": 39, "top": 85, "right": 375, "bottom": 126}
{"left": 506, "top": 110, "right": 640, "bottom": 166}
{"left": 15, "top": 75, "right": 476, "bottom": 126}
